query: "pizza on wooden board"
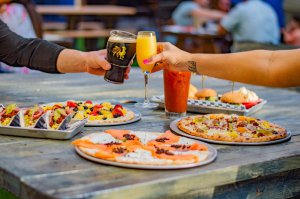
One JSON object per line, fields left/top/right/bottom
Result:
{"left": 72, "top": 130, "right": 211, "bottom": 165}
{"left": 177, "top": 114, "right": 287, "bottom": 143}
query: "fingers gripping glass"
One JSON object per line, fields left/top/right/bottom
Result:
{"left": 135, "top": 31, "right": 158, "bottom": 108}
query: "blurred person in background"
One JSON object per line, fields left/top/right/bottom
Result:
{"left": 283, "top": 15, "right": 300, "bottom": 47}
{"left": 0, "top": 0, "right": 37, "bottom": 73}
{"left": 263, "top": 0, "right": 285, "bottom": 30}
{"left": 172, "top": 0, "right": 226, "bottom": 27}
{"left": 231, "top": 0, "right": 285, "bottom": 30}
{"left": 218, "top": 0, "right": 280, "bottom": 52}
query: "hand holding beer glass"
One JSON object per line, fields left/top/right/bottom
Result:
{"left": 135, "top": 31, "right": 159, "bottom": 108}
{"left": 104, "top": 30, "right": 137, "bottom": 84}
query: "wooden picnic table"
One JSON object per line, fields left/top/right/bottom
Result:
{"left": 161, "top": 25, "right": 229, "bottom": 53}
{"left": 36, "top": 5, "right": 137, "bottom": 16}
{"left": 37, "top": 5, "right": 137, "bottom": 30}
{"left": 0, "top": 68, "right": 299, "bottom": 199}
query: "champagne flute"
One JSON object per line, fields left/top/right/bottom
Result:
{"left": 135, "top": 31, "right": 158, "bottom": 108}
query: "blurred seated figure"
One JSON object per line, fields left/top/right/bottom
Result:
{"left": 172, "top": 0, "right": 225, "bottom": 27}
{"left": 231, "top": 0, "right": 285, "bottom": 30}
{"left": 284, "top": 15, "right": 300, "bottom": 47}
{"left": 0, "top": 0, "right": 39, "bottom": 73}
{"left": 263, "top": 0, "right": 285, "bottom": 30}
{"left": 218, "top": 0, "right": 280, "bottom": 52}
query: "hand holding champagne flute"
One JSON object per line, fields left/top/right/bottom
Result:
{"left": 135, "top": 31, "right": 158, "bottom": 108}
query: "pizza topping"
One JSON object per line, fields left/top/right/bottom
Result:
{"left": 237, "top": 122, "right": 247, "bottom": 127}
{"left": 112, "top": 108, "right": 124, "bottom": 118}
{"left": 237, "top": 127, "right": 247, "bottom": 133}
{"left": 85, "top": 100, "right": 92, "bottom": 104}
{"left": 66, "top": 101, "right": 78, "bottom": 108}
{"left": 155, "top": 137, "right": 170, "bottom": 143}
{"left": 105, "top": 130, "right": 141, "bottom": 145}
{"left": 228, "top": 131, "right": 239, "bottom": 138}
{"left": 155, "top": 148, "right": 174, "bottom": 156}
{"left": 114, "top": 104, "right": 123, "bottom": 110}
{"left": 123, "top": 134, "right": 136, "bottom": 141}
{"left": 112, "top": 147, "right": 127, "bottom": 154}
{"left": 257, "top": 133, "right": 264, "bottom": 137}
{"left": 171, "top": 144, "right": 186, "bottom": 149}
{"left": 105, "top": 142, "right": 122, "bottom": 146}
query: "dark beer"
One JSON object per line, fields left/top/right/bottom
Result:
{"left": 104, "top": 30, "right": 136, "bottom": 84}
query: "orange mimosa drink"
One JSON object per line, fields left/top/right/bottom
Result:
{"left": 136, "top": 33, "right": 157, "bottom": 73}
{"left": 135, "top": 31, "right": 158, "bottom": 108}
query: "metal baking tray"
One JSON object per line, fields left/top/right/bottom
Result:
{"left": 75, "top": 131, "right": 217, "bottom": 169}
{"left": 151, "top": 96, "right": 267, "bottom": 116}
{"left": 170, "top": 118, "right": 292, "bottom": 146}
{"left": 0, "top": 119, "right": 87, "bottom": 140}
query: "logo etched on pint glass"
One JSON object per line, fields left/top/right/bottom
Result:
{"left": 112, "top": 46, "right": 126, "bottom": 60}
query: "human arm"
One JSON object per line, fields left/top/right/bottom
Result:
{"left": 145, "top": 42, "right": 300, "bottom": 87}
{"left": 0, "top": 19, "right": 64, "bottom": 73}
{"left": 0, "top": 20, "right": 124, "bottom": 77}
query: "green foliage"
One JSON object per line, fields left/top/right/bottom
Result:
{"left": 0, "top": 188, "right": 19, "bottom": 199}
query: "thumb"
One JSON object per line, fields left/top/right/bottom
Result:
{"left": 143, "top": 53, "right": 164, "bottom": 65}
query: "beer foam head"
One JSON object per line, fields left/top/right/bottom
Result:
{"left": 109, "top": 30, "right": 136, "bottom": 43}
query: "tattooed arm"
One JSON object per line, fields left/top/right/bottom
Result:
{"left": 144, "top": 42, "right": 300, "bottom": 87}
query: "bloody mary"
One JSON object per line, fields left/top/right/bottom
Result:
{"left": 163, "top": 69, "right": 191, "bottom": 117}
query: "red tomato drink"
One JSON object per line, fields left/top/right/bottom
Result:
{"left": 163, "top": 69, "right": 191, "bottom": 117}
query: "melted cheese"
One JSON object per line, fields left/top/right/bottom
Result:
{"left": 116, "top": 149, "right": 172, "bottom": 165}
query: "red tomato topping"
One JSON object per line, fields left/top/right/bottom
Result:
{"left": 112, "top": 108, "right": 124, "bottom": 117}
{"left": 56, "top": 117, "right": 63, "bottom": 124}
{"left": 114, "top": 104, "right": 123, "bottom": 110}
{"left": 94, "top": 104, "right": 103, "bottom": 109}
{"left": 33, "top": 110, "right": 44, "bottom": 120}
{"left": 91, "top": 112, "right": 98, "bottom": 116}
{"left": 67, "top": 101, "right": 77, "bottom": 108}
{"left": 242, "top": 100, "right": 261, "bottom": 109}
{"left": 85, "top": 100, "right": 93, "bottom": 104}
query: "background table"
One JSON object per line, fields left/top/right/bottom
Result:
{"left": 36, "top": 5, "right": 137, "bottom": 16}
{"left": 37, "top": 5, "right": 137, "bottom": 30}
{"left": 0, "top": 68, "right": 299, "bottom": 199}
{"left": 161, "top": 25, "right": 228, "bottom": 53}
